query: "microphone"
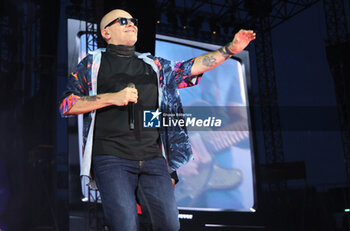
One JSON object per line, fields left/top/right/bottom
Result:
{"left": 127, "top": 83, "right": 135, "bottom": 130}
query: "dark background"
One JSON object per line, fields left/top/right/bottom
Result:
{"left": 0, "top": 0, "right": 349, "bottom": 230}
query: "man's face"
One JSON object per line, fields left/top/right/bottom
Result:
{"left": 101, "top": 10, "right": 138, "bottom": 46}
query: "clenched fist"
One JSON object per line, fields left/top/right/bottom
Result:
{"left": 108, "top": 87, "right": 138, "bottom": 106}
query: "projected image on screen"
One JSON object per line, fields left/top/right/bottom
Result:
{"left": 156, "top": 36, "right": 255, "bottom": 211}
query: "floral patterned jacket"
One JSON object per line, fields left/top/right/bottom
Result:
{"left": 59, "top": 48, "right": 202, "bottom": 180}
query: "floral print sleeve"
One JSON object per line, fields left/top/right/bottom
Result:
{"left": 173, "top": 58, "right": 203, "bottom": 89}
{"left": 59, "top": 55, "right": 91, "bottom": 116}
{"left": 156, "top": 57, "right": 203, "bottom": 89}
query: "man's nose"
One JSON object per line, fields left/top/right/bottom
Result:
{"left": 127, "top": 20, "right": 135, "bottom": 27}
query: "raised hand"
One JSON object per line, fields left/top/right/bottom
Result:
{"left": 228, "top": 29, "right": 256, "bottom": 54}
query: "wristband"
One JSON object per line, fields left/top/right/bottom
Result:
{"left": 224, "top": 43, "right": 235, "bottom": 56}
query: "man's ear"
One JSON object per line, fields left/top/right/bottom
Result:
{"left": 101, "top": 29, "right": 111, "bottom": 41}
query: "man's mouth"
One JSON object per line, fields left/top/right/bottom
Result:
{"left": 124, "top": 26, "right": 136, "bottom": 33}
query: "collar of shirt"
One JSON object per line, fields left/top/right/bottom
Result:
{"left": 106, "top": 44, "right": 135, "bottom": 57}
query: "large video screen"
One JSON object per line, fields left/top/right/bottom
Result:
{"left": 155, "top": 35, "right": 256, "bottom": 212}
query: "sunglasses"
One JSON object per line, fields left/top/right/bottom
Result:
{"left": 104, "top": 17, "right": 138, "bottom": 29}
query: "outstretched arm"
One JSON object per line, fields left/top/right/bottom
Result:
{"left": 191, "top": 29, "right": 256, "bottom": 76}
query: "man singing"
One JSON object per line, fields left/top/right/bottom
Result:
{"left": 59, "top": 9, "right": 255, "bottom": 231}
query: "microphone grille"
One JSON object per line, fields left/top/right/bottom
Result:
{"left": 127, "top": 83, "right": 135, "bottom": 89}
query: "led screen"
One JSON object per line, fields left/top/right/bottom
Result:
{"left": 155, "top": 35, "right": 255, "bottom": 211}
